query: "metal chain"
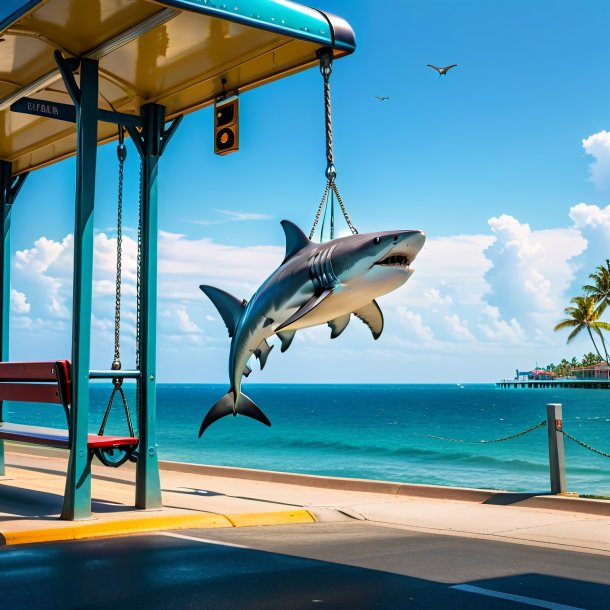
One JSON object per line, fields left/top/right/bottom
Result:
{"left": 426, "top": 420, "right": 547, "bottom": 444}
{"left": 331, "top": 181, "right": 357, "bottom": 235}
{"left": 113, "top": 129, "right": 127, "bottom": 372}
{"left": 309, "top": 180, "right": 331, "bottom": 239}
{"left": 310, "top": 50, "right": 357, "bottom": 240}
{"left": 561, "top": 429, "right": 610, "bottom": 459}
{"left": 136, "top": 160, "right": 142, "bottom": 374}
{"left": 321, "top": 59, "right": 335, "bottom": 181}
{"left": 133, "top": 158, "right": 143, "bottom": 442}
{"left": 98, "top": 384, "right": 135, "bottom": 438}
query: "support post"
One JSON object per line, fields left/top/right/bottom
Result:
{"left": 0, "top": 161, "right": 11, "bottom": 476}
{"left": 61, "top": 57, "right": 99, "bottom": 520}
{"left": 546, "top": 403, "right": 567, "bottom": 495}
{"left": 0, "top": 161, "right": 27, "bottom": 476}
{"left": 134, "top": 104, "right": 165, "bottom": 508}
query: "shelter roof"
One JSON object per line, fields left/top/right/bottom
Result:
{"left": 0, "top": 0, "right": 355, "bottom": 175}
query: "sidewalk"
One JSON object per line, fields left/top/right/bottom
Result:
{"left": 2, "top": 444, "right": 610, "bottom": 554}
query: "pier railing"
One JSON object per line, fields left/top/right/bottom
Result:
{"left": 426, "top": 403, "right": 609, "bottom": 496}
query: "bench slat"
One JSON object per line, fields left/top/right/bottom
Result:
{"left": 0, "top": 361, "right": 64, "bottom": 382}
{"left": 0, "top": 423, "right": 138, "bottom": 449}
{"left": 0, "top": 383, "right": 62, "bottom": 404}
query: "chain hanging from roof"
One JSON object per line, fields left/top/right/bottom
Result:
{"left": 309, "top": 48, "right": 358, "bottom": 242}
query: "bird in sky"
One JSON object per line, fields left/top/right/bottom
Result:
{"left": 427, "top": 64, "right": 458, "bottom": 76}
{"left": 374, "top": 96, "right": 390, "bottom": 101}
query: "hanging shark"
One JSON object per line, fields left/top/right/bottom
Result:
{"left": 199, "top": 220, "right": 425, "bottom": 436}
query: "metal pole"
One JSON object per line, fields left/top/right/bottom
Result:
{"left": 135, "top": 103, "right": 164, "bottom": 508}
{"left": 0, "top": 161, "right": 11, "bottom": 476}
{"left": 0, "top": 162, "right": 27, "bottom": 476}
{"left": 546, "top": 403, "right": 567, "bottom": 495}
{"left": 61, "top": 57, "right": 99, "bottom": 520}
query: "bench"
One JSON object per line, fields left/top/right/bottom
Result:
{"left": 0, "top": 360, "right": 138, "bottom": 460}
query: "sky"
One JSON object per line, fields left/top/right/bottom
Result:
{"left": 6, "top": 0, "right": 610, "bottom": 383}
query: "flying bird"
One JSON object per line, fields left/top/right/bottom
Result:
{"left": 374, "top": 96, "right": 390, "bottom": 102}
{"left": 427, "top": 64, "right": 458, "bottom": 76}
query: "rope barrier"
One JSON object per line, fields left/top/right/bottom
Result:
{"left": 425, "top": 420, "right": 547, "bottom": 444}
{"left": 560, "top": 429, "right": 610, "bottom": 459}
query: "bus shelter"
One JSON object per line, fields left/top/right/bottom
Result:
{"left": 0, "top": 0, "right": 355, "bottom": 520}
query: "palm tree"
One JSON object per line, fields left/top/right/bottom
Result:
{"left": 554, "top": 295, "right": 610, "bottom": 363}
{"left": 584, "top": 260, "right": 610, "bottom": 361}
{"left": 584, "top": 259, "right": 610, "bottom": 316}
{"left": 582, "top": 351, "right": 602, "bottom": 367}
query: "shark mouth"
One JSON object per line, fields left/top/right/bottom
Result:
{"left": 375, "top": 255, "right": 410, "bottom": 268}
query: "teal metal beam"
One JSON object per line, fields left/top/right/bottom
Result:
{"left": 126, "top": 104, "right": 181, "bottom": 508}
{"left": 61, "top": 57, "right": 99, "bottom": 520}
{"left": 130, "top": 104, "right": 164, "bottom": 508}
{"left": 0, "top": 161, "right": 28, "bottom": 476}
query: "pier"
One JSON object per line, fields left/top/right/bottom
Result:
{"left": 497, "top": 379, "right": 610, "bottom": 389}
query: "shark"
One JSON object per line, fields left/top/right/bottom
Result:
{"left": 199, "top": 220, "right": 426, "bottom": 436}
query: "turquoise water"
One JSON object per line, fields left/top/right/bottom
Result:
{"left": 7, "top": 384, "right": 610, "bottom": 495}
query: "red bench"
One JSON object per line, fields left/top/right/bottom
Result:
{"left": 0, "top": 360, "right": 138, "bottom": 456}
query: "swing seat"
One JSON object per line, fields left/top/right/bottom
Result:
{"left": 0, "top": 422, "right": 138, "bottom": 450}
{"left": 0, "top": 361, "right": 138, "bottom": 457}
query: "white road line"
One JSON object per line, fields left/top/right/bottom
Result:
{"left": 450, "top": 584, "right": 585, "bottom": 610}
{"left": 160, "top": 532, "right": 249, "bottom": 549}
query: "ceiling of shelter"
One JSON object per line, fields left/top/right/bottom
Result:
{"left": 0, "top": 0, "right": 354, "bottom": 175}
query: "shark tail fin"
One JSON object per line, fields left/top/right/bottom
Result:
{"left": 198, "top": 391, "right": 271, "bottom": 437}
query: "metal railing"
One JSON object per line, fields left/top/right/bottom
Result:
{"left": 426, "top": 402, "right": 609, "bottom": 495}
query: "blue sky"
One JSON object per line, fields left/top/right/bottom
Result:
{"left": 7, "top": 0, "right": 610, "bottom": 382}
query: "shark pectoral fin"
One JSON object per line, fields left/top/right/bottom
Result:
{"left": 199, "top": 285, "right": 246, "bottom": 338}
{"left": 243, "top": 364, "right": 252, "bottom": 378}
{"left": 354, "top": 300, "right": 384, "bottom": 340}
{"left": 275, "top": 289, "right": 333, "bottom": 332}
{"left": 255, "top": 340, "right": 274, "bottom": 370}
{"left": 328, "top": 314, "right": 351, "bottom": 339}
{"left": 281, "top": 220, "right": 312, "bottom": 262}
{"left": 199, "top": 391, "right": 234, "bottom": 437}
{"left": 237, "top": 392, "right": 272, "bottom": 427}
{"left": 277, "top": 329, "right": 297, "bottom": 353}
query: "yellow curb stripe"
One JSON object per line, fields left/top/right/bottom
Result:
{"left": 1, "top": 513, "right": 232, "bottom": 546}
{"left": 1, "top": 510, "right": 316, "bottom": 546}
{"left": 225, "top": 509, "right": 316, "bottom": 527}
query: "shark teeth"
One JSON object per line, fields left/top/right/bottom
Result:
{"left": 376, "top": 255, "right": 409, "bottom": 268}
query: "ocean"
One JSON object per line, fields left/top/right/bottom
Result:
{"left": 7, "top": 384, "right": 610, "bottom": 496}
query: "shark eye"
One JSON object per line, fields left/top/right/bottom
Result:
{"left": 374, "top": 237, "right": 381, "bottom": 244}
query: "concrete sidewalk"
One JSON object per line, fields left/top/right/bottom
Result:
{"left": 1, "top": 444, "right": 610, "bottom": 554}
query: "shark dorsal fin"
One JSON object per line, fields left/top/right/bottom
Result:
{"left": 281, "top": 220, "right": 311, "bottom": 261}
{"left": 200, "top": 285, "right": 245, "bottom": 338}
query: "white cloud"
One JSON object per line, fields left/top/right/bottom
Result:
{"left": 175, "top": 305, "right": 203, "bottom": 335}
{"left": 397, "top": 308, "right": 435, "bottom": 343}
{"left": 568, "top": 203, "right": 610, "bottom": 291}
{"left": 424, "top": 287, "right": 453, "bottom": 306}
{"left": 190, "top": 209, "right": 273, "bottom": 225}
{"left": 484, "top": 215, "right": 585, "bottom": 331}
{"left": 583, "top": 131, "right": 610, "bottom": 189}
{"left": 444, "top": 313, "right": 474, "bottom": 341}
{"left": 478, "top": 305, "right": 526, "bottom": 343}
{"left": 10, "top": 289, "right": 30, "bottom": 314}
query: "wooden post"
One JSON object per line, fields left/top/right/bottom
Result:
{"left": 546, "top": 403, "right": 566, "bottom": 494}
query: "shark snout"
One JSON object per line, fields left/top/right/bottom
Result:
{"left": 389, "top": 230, "right": 426, "bottom": 263}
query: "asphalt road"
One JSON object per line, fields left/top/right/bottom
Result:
{"left": 1, "top": 522, "right": 609, "bottom": 609}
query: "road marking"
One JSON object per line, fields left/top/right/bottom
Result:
{"left": 450, "top": 584, "right": 584, "bottom": 610}
{"left": 160, "top": 532, "right": 249, "bottom": 548}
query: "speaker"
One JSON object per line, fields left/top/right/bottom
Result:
{"left": 214, "top": 96, "right": 239, "bottom": 155}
